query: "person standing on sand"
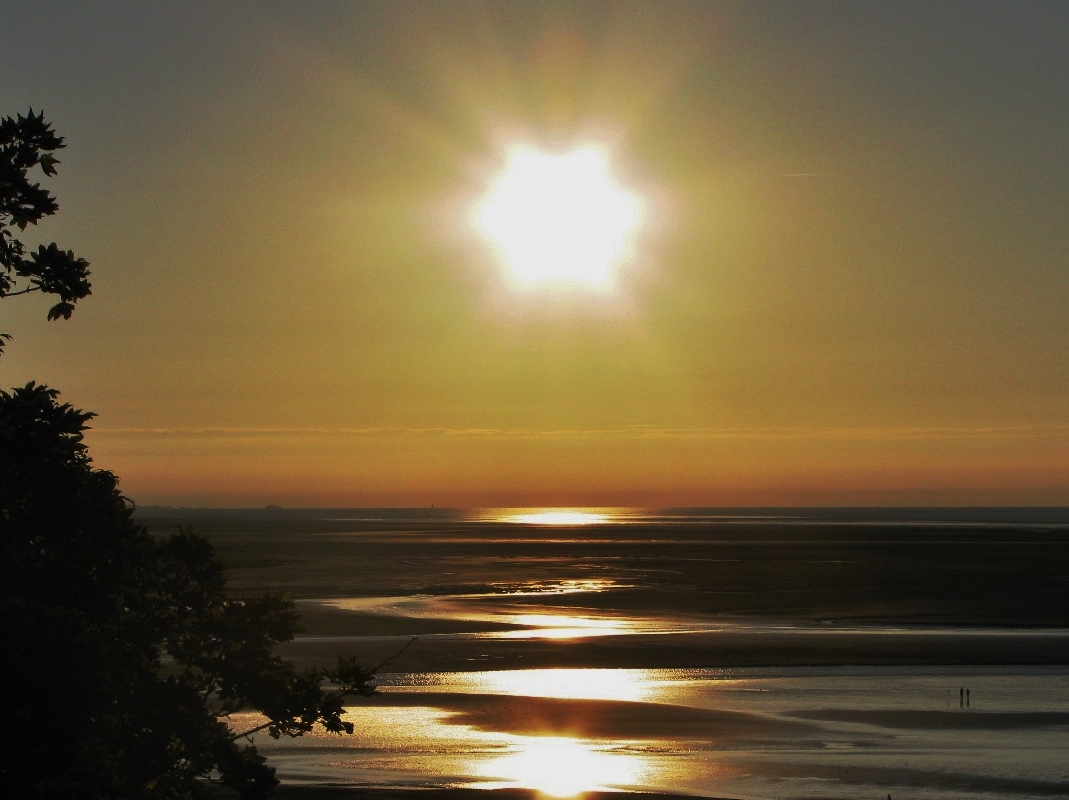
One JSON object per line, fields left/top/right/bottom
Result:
{"left": 960, "top": 687, "right": 964, "bottom": 708}
{"left": 967, "top": 688, "right": 970, "bottom": 707}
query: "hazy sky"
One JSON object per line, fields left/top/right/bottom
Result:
{"left": 3, "top": 1, "right": 1068, "bottom": 507}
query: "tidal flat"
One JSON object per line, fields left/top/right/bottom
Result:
{"left": 139, "top": 508, "right": 1069, "bottom": 799}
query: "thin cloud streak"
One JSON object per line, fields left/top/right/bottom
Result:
{"left": 90, "top": 424, "right": 1069, "bottom": 442}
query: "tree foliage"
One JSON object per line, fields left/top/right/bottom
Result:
{"left": 0, "top": 109, "right": 92, "bottom": 354}
{"left": 0, "top": 383, "right": 379, "bottom": 799}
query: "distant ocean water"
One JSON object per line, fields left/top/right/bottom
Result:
{"left": 135, "top": 507, "right": 1069, "bottom": 798}
{"left": 135, "top": 505, "right": 1069, "bottom": 525}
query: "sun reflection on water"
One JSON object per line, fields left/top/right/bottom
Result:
{"left": 503, "top": 510, "right": 610, "bottom": 525}
{"left": 245, "top": 701, "right": 661, "bottom": 796}
{"left": 461, "top": 667, "right": 658, "bottom": 702}
{"left": 497, "top": 612, "right": 631, "bottom": 639}
{"left": 471, "top": 734, "right": 648, "bottom": 796}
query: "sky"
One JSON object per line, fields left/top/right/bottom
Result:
{"left": 2, "top": 1, "right": 1068, "bottom": 508}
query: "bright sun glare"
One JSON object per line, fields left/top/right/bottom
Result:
{"left": 475, "top": 145, "right": 642, "bottom": 289}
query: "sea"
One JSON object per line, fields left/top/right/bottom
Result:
{"left": 135, "top": 507, "right": 1069, "bottom": 799}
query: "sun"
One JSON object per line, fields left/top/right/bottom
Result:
{"left": 474, "top": 145, "right": 642, "bottom": 289}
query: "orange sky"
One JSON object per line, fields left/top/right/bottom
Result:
{"left": 3, "top": 2, "right": 1068, "bottom": 507}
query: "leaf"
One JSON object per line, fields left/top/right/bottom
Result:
{"left": 39, "top": 153, "right": 60, "bottom": 177}
{"left": 47, "top": 301, "right": 75, "bottom": 320}
{"left": 0, "top": 110, "right": 89, "bottom": 357}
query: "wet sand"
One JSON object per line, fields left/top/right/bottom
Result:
{"left": 358, "top": 691, "right": 819, "bottom": 740}
{"left": 138, "top": 511, "right": 1069, "bottom": 630}
{"left": 789, "top": 708, "right": 1069, "bottom": 729}
{"left": 139, "top": 510, "right": 1069, "bottom": 798}
{"left": 240, "top": 669, "right": 1069, "bottom": 799}
{"left": 282, "top": 599, "right": 1069, "bottom": 673}
{"left": 284, "top": 626, "right": 1069, "bottom": 673}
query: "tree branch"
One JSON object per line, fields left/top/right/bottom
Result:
{"left": 230, "top": 720, "right": 275, "bottom": 742}
{"left": 369, "top": 636, "right": 418, "bottom": 674}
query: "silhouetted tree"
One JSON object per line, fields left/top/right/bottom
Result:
{"left": 0, "top": 109, "right": 92, "bottom": 354}
{"left": 1, "top": 107, "right": 385, "bottom": 796}
{"left": 0, "top": 383, "right": 381, "bottom": 799}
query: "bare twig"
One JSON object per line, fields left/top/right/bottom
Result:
{"left": 230, "top": 720, "right": 274, "bottom": 742}
{"left": 369, "top": 636, "right": 418, "bottom": 674}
